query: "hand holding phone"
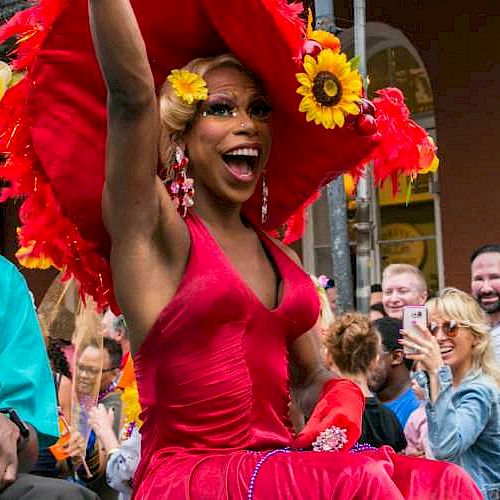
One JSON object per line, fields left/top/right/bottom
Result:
{"left": 402, "top": 306, "right": 427, "bottom": 355}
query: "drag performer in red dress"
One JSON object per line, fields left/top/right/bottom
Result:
{"left": 0, "top": 0, "right": 480, "bottom": 498}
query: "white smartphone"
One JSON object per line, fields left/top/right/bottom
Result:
{"left": 402, "top": 305, "right": 427, "bottom": 355}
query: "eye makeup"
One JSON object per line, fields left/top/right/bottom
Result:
{"left": 199, "top": 92, "right": 271, "bottom": 121}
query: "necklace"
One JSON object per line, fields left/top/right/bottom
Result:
{"left": 247, "top": 448, "right": 291, "bottom": 500}
{"left": 98, "top": 380, "right": 118, "bottom": 402}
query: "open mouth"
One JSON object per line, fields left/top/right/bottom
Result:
{"left": 222, "top": 147, "right": 260, "bottom": 181}
{"left": 440, "top": 345, "right": 454, "bottom": 356}
{"left": 480, "top": 296, "right": 499, "bottom": 305}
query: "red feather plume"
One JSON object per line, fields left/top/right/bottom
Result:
{"left": 0, "top": 0, "right": 116, "bottom": 312}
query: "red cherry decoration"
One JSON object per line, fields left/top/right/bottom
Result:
{"left": 359, "top": 98, "right": 376, "bottom": 116}
{"left": 302, "top": 39, "right": 323, "bottom": 59}
{"left": 355, "top": 114, "right": 378, "bottom": 136}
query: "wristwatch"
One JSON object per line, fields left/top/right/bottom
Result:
{"left": 0, "top": 408, "right": 30, "bottom": 449}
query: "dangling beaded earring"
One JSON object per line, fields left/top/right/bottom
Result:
{"left": 261, "top": 173, "right": 268, "bottom": 224}
{"left": 166, "top": 146, "right": 195, "bottom": 218}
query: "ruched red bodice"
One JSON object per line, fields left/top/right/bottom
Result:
{"left": 134, "top": 211, "right": 319, "bottom": 455}
{"left": 132, "top": 212, "right": 481, "bottom": 499}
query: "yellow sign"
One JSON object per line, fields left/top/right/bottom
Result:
{"left": 380, "top": 223, "right": 426, "bottom": 268}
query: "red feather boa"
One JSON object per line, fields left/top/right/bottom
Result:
{"left": 0, "top": 0, "right": 116, "bottom": 311}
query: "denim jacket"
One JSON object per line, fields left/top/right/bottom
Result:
{"left": 415, "top": 366, "right": 500, "bottom": 499}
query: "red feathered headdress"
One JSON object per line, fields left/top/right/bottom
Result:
{"left": 0, "top": 0, "right": 436, "bottom": 311}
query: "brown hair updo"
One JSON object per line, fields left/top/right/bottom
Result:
{"left": 325, "top": 312, "right": 381, "bottom": 375}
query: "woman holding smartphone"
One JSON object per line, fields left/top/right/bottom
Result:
{"left": 401, "top": 287, "right": 500, "bottom": 499}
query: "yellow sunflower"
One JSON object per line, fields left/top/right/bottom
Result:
{"left": 167, "top": 69, "right": 208, "bottom": 105}
{"left": 296, "top": 49, "right": 363, "bottom": 129}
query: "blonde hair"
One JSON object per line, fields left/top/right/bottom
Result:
{"left": 427, "top": 287, "right": 500, "bottom": 387}
{"left": 158, "top": 54, "right": 251, "bottom": 177}
{"left": 325, "top": 312, "right": 381, "bottom": 375}
{"left": 310, "top": 275, "right": 334, "bottom": 329}
{"left": 382, "top": 263, "right": 427, "bottom": 293}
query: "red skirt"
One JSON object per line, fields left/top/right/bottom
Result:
{"left": 133, "top": 446, "right": 481, "bottom": 499}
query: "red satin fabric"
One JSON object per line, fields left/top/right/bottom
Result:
{"left": 293, "top": 378, "right": 365, "bottom": 450}
{"left": 133, "top": 212, "right": 481, "bottom": 499}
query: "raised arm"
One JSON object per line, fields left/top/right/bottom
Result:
{"left": 88, "top": 1, "right": 190, "bottom": 346}
{"left": 88, "top": 0, "right": 178, "bottom": 242}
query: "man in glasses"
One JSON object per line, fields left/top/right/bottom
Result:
{"left": 470, "top": 244, "right": 500, "bottom": 360}
{"left": 74, "top": 337, "right": 123, "bottom": 499}
{"left": 75, "top": 338, "right": 123, "bottom": 399}
{"left": 368, "top": 317, "right": 420, "bottom": 428}
{"left": 381, "top": 264, "right": 428, "bottom": 320}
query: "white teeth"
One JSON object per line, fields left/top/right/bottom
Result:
{"left": 225, "top": 148, "right": 259, "bottom": 157}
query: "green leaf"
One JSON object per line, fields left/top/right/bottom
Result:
{"left": 7, "top": 70, "right": 26, "bottom": 89}
{"left": 350, "top": 56, "right": 360, "bottom": 71}
{"left": 405, "top": 177, "right": 413, "bottom": 206}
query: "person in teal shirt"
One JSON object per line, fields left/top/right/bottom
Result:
{"left": 0, "top": 255, "right": 59, "bottom": 449}
{"left": 0, "top": 256, "right": 97, "bottom": 499}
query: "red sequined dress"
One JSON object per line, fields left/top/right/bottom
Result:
{"left": 133, "top": 212, "right": 480, "bottom": 499}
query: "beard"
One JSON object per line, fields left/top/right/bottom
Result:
{"left": 476, "top": 291, "right": 500, "bottom": 314}
{"left": 367, "top": 370, "right": 387, "bottom": 393}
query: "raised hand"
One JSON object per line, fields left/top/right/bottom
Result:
{"left": 63, "top": 429, "right": 87, "bottom": 469}
{"left": 399, "top": 323, "right": 444, "bottom": 375}
{"left": 88, "top": 404, "right": 119, "bottom": 454}
{"left": 88, "top": 405, "right": 114, "bottom": 440}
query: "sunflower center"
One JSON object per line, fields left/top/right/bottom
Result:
{"left": 312, "top": 71, "right": 342, "bottom": 106}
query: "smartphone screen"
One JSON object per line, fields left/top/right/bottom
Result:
{"left": 402, "top": 305, "right": 427, "bottom": 355}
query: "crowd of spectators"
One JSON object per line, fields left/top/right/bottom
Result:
{"left": 315, "top": 244, "right": 500, "bottom": 499}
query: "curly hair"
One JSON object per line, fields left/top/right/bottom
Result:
{"left": 325, "top": 312, "right": 381, "bottom": 375}
{"left": 47, "top": 337, "right": 72, "bottom": 379}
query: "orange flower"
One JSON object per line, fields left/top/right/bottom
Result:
{"left": 15, "top": 237, "right": 56, "bottom": 270}
{"left": 418, "top": 136, "right": 439, "bottom": 174}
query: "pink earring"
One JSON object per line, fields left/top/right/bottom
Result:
{"left": 261, "top": 173, "right": 268, "bottom": 224}
{"left": 167, "top": 146, "right": 195, "bottom": 218}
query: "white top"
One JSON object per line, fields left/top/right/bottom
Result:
{"left": 491, "top": 323, "right": 500, "bottom": 362}
{"left": 106, "top": 426, "right": 141, "bottom": 500}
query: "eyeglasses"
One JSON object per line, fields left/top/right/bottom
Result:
{"left": 77, "top": 364, "right": 119, "bottom": 376}
{"left": 428, "top": 320, "right": 460, "bottom": 337}
{"left": 76, "top": 364, "right": 100, "bottom": 376}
